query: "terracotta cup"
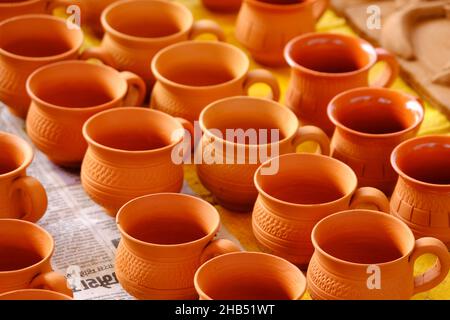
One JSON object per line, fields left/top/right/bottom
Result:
{"left": 308, "top": 210, "right": 450, "bottom": 300}
{"left": 0, "top": 289, "right": 72, "bottom": 300}
{"left": 285, "top": 32, "right": 399, "bottom": 136}
{"left": 26, "top": 60, "right": 146, "bottom": 167}
{"left": 328, "top": 87, "right": 424, "bottom": 195}
{"left": 202, "top": 0, "right": 242, "bottom": 12}
{"left": 196, "top": 96, "right": 330, "bottom": 212}
{"left": 391, "top": 135, "right": 450, "bottom": 248}
{"left": 115, "top": 193, "right": 241, "bottom": 300}
{"left": 194, "top": 252, "right": 306, "bottom": 300}
{"left": 0, "top": 219, "right": 73, "bottom": 297}
{"left": 0, "top": 0, "right": 49, "bottom": 22}
{"left": 236, "top": 0, "right": 329, "bottom": 66}
{"left": 151, "top": 41, "right": 281, "bottom": 122}
{"left": 253, "top": 153, "right": 391, "bottom": 267}
{"left": 81, "top": 107, "right": 193, "bottom": 216}
{"left": 0, "top": 131, "right": 47, "bottom": 223}
{"left": 81, "top": 0, "right": 225, "bottom": 88}
{"left": 0, "top": 14, "right": 85, "bottom": 119}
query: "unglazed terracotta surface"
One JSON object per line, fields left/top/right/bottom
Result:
{"left": 285, "top": 32, "right": 399, "bottom": 136}
{"left": 196, "top": 96, "right": 330, "bottom": 211}
{"left": 0, "top": 131, "right": 47, "bottom": 222}
{"left": 253, "top": 153, "right": 391, "bottom": 267}
{"left": 0, "top": 15, "right": 84, "bottom": 119}
{"left": 0, "top": 0, "right": 49, "bottom": 22}
{"left": 390, "top": 135, "right": 450, "bottom": 248}
{"left": 0, "top": 219, "right": 73, "bottom": 297}
{"left": 235, "top": 0, "right": 329, "bottom": 66}
{"left": 307, "top": 210, "right": 450, "bottom": 299}
{"left": 26, "top": 60, "right": 146, "bottom": 167}
{"left": 202, "top": 0, "right": 242, "bottom": 12}
{"left": 328, "top": 87, "right": 424, "bottom": 195}
{"left": 81, "top": 107, "right": 192, "bottom": 216}
{"left": 82, "top": 0, "right": 226, "bottom": 89}
{"left": 0, "top": 289, "right": 72, "bottom": 300}
{"left": 115, "top": 193, "right": 240, "bottom": 300}
{"left": 151, "top": 41, "right": 281, "bottom": 122}
{"left": 194, "top": 252, "right": 306, "bottom": 300}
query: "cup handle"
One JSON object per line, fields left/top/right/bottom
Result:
{"left": 80, "top": 47, "right": 117, "bottom": 69}
{"left": 29, "top": 271, "right": 74, "bottom": 298}
{"left": 312, "top": 0, "right": 329, "bottom": 20}
{"left": 10, "top": 176, "right": 48, "bottom": 223}
{"left": 409, "top": 237, "right": 450, "bottom": 294}
{"left": 370, "top": 48, "right": 399, "bottom": 88}
{"left": 291, "top": 125, "right": 331, "bottom": 156}
{"left": 200, "top": 239, "right": 241, "bottom": 265}
{"left": 243, "top": 69, "right": 281, "bottom": 101}
{"left": 349, "top": 187, "right": 390, "bottom": 213}
{"left": 175, "top": 117, "right": 195, "bottom": 149}
{"left": 189, "top": 19, "right": 226, "bottom": 41}
{"left": 119, "top": 71, "right": 147, "bottom": 106}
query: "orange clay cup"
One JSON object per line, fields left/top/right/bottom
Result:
{"left": 0, "top": 289, "right": 72, "bottom": 300}
{"left": 81, "top": 0, "right": 226, "bottom": 89}
{"left": 253, "top": 153, "right": 391, "bottom": 268}
{"left": 235, "top": 0, "right": 328, "bottom": 67}
{"left": 0, "top": 219, "right": 73, "bottom": 297}
{"left": 26, "top": 60, "right": 146, "bottom": 167}
{"left": 307, "top": 210, "right": 450, "bottom": 300}
{"left": 194, "top": 252, "right": 306, "bottom": 300}
{"left": 328, "top": 87, "right": 424, "bottom": 195}
{"left": 81, "top": 107, "right": 193, "bottom": 216}
{"left": 0, "top": 15, "right": 85, "bottom": 119}
{"left": 285, "top": 32, "right": 399, "bottom": 136}
{"left": 196, "top": 96, "right": 330, "bottom": 212}
{"left": 115, "top": 193, "right": 241, "bottom": 300}
{"left": 0, "top": 0, "right": 49, "bottom": 21}
{"left": 202, "top": 0, "right": 242, "bottom": 12}
{"left": 0, "top": 132, "right": 47, "bottom": 223}
{"left": 390, "top": 135, "right": 450, "bottom": 249}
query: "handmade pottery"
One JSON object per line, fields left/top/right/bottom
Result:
{"left": 0, "top": 0, "right": 49, "bottom": 22}
{"left": 235, "top": 0, "right": 329, "bottom": 66}
{"left": 0, "top": 289, "right": 73, "bottom": 300}
{"left": 328, "top": 87, "right": 424, "bottom": 195}
{"left": 285, "top": 32, "right": 399, "bottom": 135}
{"left": 202, "top": 0, "right": 242, "bottom": 12}
{"left": 196, "top": 96, "right": 330, "bottom": 212}
{"left": 0, "top": 219, "right": 73, "bottom": 297}
{"left": 26, "top": 60, "right": 146, "bottom": 167}
{"left": 0, "top": 131, "right": 47, "bottom": 222}
{"left": 253, "top": 153, "right": 391, "bottom": 267}
{"left": 81, "top": 0, "right": 225, "bottom": 88}
{"left": 307, "top": 209, "right": 450, "bottom": 299}
{"left": 81, "top": 107, "right": 193, "bottom": 216}
{"left": 194, "top": 252, "right": 306, "bottom": 300}
{"left": 0, "top": 15, "right": 85, "bottom": 119}
{"left": 115, "top": 193, "right": 241, "bottom": 300}
{"left": 152, "top": 42, "right": 281, "bottom": 122}
{"left": 390, "top": 135, "right": 450, "bottom": 248}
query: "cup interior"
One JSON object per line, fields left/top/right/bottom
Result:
{"left": 256, "top": 0, "right": 307, "bottom": 4}
{"left": 0, "top": 133, "right": 31, "bottom": 175}
{"left": 0, "top": 220, "right": 52, "bottom": 272}
{"left": 28, "top": 62, "right": 127, "bottom": 109}
{"left": 0, "top": 16, "right": 83, "bottom": 58}
{"left": 154, "top": 42, "right": 248, "bottom": 87}
{"left": 104, "top": 0, "right": 192, "bottom": 38}
{"left": 117, "top": 194, "right": 219, "bottom": 245}
{"left": 256, "top": 154, "right": 357, "bottom": 205}
{"left": 195, "top": 252, "right": 305, "bottom": 300}
{"left": 329, "top": 88, "right": 424, "bottom": 135}
{"left": 286, "top": 33, "right": 375, "bottom": 74}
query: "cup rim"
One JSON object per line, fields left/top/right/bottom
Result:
{"left": 151, "top": 41, "right": 250, "bottom": 90}
{"left": 0, "top": 0, "right": 41, "bottom": 7}
{"left": 194, "top": 251, "right": 307, "bottom": 300}
{"left": 116, "top": 193, "right": 221, "bottom": 248}
{"left": 391, "top": 135, "right": 450, "bottom": 189}
{"left": 199, "top": 96, "right": 298, "bottom": 148}
{"left": 101, "top": 0, "right": 194, "bottom": 44}
{"left": 311, "top": 209, "right": 416, "bottom": 267}
{"left": 245, "top": 0, "right": 316, "bottom": 11}
{"left": 0, "top": 289, "right": 73, "bottom": 300}
{"left": 284, "top": 32, "right": 378, "bottom": 77}
{"left": 0, "top": 219, "right": 54, "bottom": 275}
{"left": 254, "top": 153, "right": 358, "bottom": 207}
{"left": 26, "top": 60, "right": 128, "bottom": 112}
{"left": 327, "top": 87, "right": 425, "bottom": 138}
{"left": 0, "top": 132, "right": 34, "bottom": 179}
{"left": 0, "top": 14, "right": 84, "bottom": 62}
{"left": 82, "top": 107, "right": 185, "bottom": 155}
